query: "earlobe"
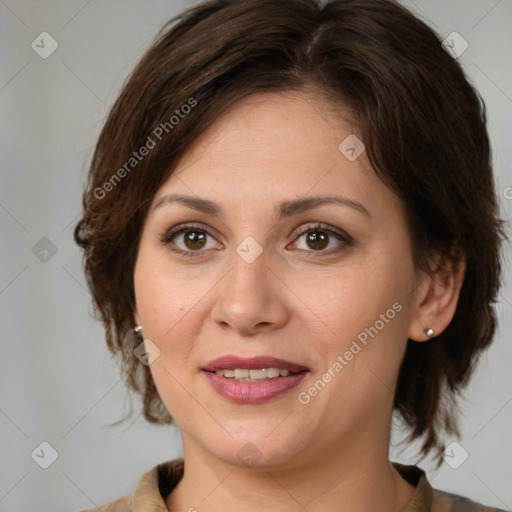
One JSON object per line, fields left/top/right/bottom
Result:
{"left": 424, "top": 327, "right": 435, "bottom": 338}
{"left": 407, "top": 253, "right": 466, "bottom": 342}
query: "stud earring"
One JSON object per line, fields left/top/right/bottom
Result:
{"left": 425, "top": 328, "right": 435, "bottom": 338}
{"left": 134, "top": 325, "right": 142, "bottom": 334}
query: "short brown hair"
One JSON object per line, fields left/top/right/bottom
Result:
{"left": 74, "top": 0, "right": 505, "bottom": 461}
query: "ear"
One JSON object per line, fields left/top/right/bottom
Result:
{"left": 407, "top": 250, "right": 466, "bottom": 342}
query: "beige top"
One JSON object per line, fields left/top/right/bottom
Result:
{"left": 81, "top": 458, "right": 506, "bottom": 512}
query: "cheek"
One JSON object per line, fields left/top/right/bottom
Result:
{"left": 134, "top": 241, "right": 198, "bottom": 339}
{"left": 300, "top": 255, "right": 412, "bottom": 347}
{"left": 134, "top": 250, "right": 199, "bottom": 418}
{"left": 301, "top": 255, "right": 414, "bottom": 412}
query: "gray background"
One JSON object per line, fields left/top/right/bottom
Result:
{"left": 1, "top": 1, "right": 511, "bottom": 511}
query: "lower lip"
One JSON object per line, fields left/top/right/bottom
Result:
{"left": 203, "top": 371, "right": 308, "bottom": 404}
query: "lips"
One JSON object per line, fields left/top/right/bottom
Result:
{"left": 202, "top": 355, "right": 309, "bottom": 404}
{"left": 202, "top": 355, "right": 309, "bottom": 373}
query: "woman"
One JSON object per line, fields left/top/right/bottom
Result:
{"left": 74, "top": 0, "right": 507, "bottom": 510}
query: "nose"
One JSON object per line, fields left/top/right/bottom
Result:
{"left": 210, "top": 245, "right": 290, "bottom": 336}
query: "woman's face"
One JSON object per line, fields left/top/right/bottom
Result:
{"left": 133, "top": 91, "right": 425, "bottom": 468}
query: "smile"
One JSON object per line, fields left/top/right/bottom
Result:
{"left": 214, "top": 368, "right": 299, "bottom": 381}
{"left": 202, "top": 355, "right": 309, "bottom": 403}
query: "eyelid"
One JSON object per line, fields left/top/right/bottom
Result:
{"left": 291, "top": 222, "right": 353, "bottom": 244}
{"left": 160, "top": 221, "right": 217, "bottom": 243}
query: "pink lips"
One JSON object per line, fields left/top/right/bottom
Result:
{"left": 202, "top": 355, "right": 309, "bottom": 404}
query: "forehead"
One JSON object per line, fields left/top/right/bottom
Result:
{"left": 152, "top": 90, "right": 401, "bottom": 221}
{"left": 173, "top": 90, "right": 353, "bottom": 173}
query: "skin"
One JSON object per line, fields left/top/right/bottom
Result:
{"left": 133, "top": 90, "right": 465, "bottom": 512}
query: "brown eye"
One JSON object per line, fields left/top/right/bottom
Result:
{"left": 183, "top": 230, "right": 207, "bottom": 250}
{"left": 161, "top": 223, "right": 219, "bottom": 257}
{"left": 292, "top": 223, "right": 353, "bottom": 255}
{"left": 305, "top": 230, "right": 329, "bottom": 250}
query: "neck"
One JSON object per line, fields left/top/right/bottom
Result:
{"left": 165, "top": 431, "right": 416, "bottom": 512}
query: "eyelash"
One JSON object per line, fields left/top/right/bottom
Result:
{"left": 159, "top": 222, "right": 353, "bottom": 258}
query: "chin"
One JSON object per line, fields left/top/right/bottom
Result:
{"left": 190, "top": 422, "right": 312, "bottom": 470}
{"left": 216, "top": 442, "right": 302, "bottom": 469}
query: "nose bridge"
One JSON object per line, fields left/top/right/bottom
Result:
{"left": 225, "top": 239, "right": 271, "bottom": 308}
{"left": 211, "top": 239, "right": 288, "bottom": 333}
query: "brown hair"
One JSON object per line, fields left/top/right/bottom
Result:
{"left": 74, "top": 0, "right": 505, "bottom": 462}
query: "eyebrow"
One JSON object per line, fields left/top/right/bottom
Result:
{"left": 153, "top": 193, "right": 370, "bottom": 219}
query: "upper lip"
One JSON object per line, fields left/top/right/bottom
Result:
{"left": 202, "top": 355, "right": 309, "bottom": 373}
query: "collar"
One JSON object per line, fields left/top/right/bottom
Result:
{"left": 124, "top": 458, "right": 433, "bottom": 512}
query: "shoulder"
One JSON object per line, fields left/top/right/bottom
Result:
{"left": 79, "top": 495, "right": 131, "bottom": 512}
{"left": 79, "top": 458, "right": 183, "bottom": 512}
{"left": 392, "top": 462, "right": 508, "bottom": 512}
{"left": 432, "top": 487, "right": 508, "bottom": 512}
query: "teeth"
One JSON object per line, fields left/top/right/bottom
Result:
{"left": 214, "top": 368, "right": 294, "bottom": 381}
{"left": 248, "top": 369, "right": 267, "bottom": 379}
{"left": 234, "top": 369, "right": 249, "bottom": 379}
